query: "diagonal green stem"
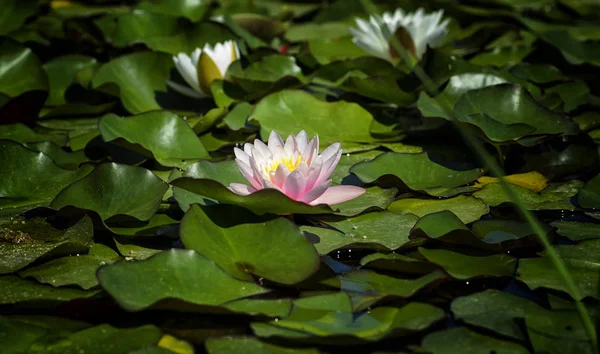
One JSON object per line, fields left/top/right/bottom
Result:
{"left": 357, "top": 0, "right": 597, "bottom": 351}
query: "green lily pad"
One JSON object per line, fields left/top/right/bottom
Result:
{"left": 137, "top": 0, "right": 210, "bottom": 21}
{"left": 0, "top": 38, "right": 47, "bottom": 100}
{"left": 206, "top": 336, "right": 320, "bottom": 354}
{"left": 329, "top": 150, "right": 382, "bottom": 184}
{"left": 360, "top": 253, "right": 439, "bottom": 275}
{"left": 97, "top": 249, "right": 268, "bottom": 311}
{"left": 0, "top": 216, "right": 93, "bottom": 274}
{"left": 418, "top": 73, "right": 509, "bottom": 120}
{"left": 253, "top": 302, "right": 444, "bottom": 342}
{"left": 222, "top": 298, "right": 292, "bottom": 318}
{"left": 99, "top": 112, "right": 209, "bottom": 168}
{"left": 525, "top": 308, "right": 596, "bottom": 354}
{"left": 43, "top": 55, "right": 98, "bottom": 106}
{"left": 322, "top": 270, "right": 446, "bottom": 298}
{"left": 51, "top": 163, "right": 169, "bottom": 221}
{"left": 19, "top": 243, "right": 121, "bottom": 290}
{"left": 451, "top": 289, "right": 545, "bottom": 340}
{"left": 22, "top": 141, "right": 89, "bottom": 170}
{"left": 92, "top": 51, "right": 172, "bottom": 114}
{"left": 20, "top": 322, "right": 162, "bottom": 354}
{"left": 422, "top": 327, "right": 529, "bottom": 354}
{"left": 113, "top": 237, "right": 165, "bottom": 261}
{"left": 180, "top": 204, "right": 320, "bottom": 284}
{"left": 0, "top": 124, "right": 67, "bottom": 146}
{"left": 317, "top": 211, "right": 419, "bottom": 251}
{"left": 251, "top": 90, "right": 375, "bottom": 143}
{"left": 389, "top": 195, "right": 489, "bottom": 224}
{"left": 473, "top": 180, "right": 582, "bottom": 210}
{"left": 108, "top": 214, "right": 179, "bottom": 236}
{"left": 170, "top": 177, "right": 333, "bottom": 215}
{"left": 517, "top": 239, "right": 600, "bottom": 300}
{"left": 0, "top": 140, "right": 93, "bottom": 215}
{"left": 332, "top": 186, "right": 397, "bottom": 217}
{"left": 550, "top": 221, "right": 600, "bottom": 241}
{"left": 472, "top": 219, "right": 551, "bottom": 244}
{"left": 350, "top": 152, "right": 482, "bottom": 193}
{"left": 578, "top": 174, "right": 600, "bottom": 208}
{"left": 452, "top": 84, "right": 578, "bottom": 143}
{"left": 228, "top": 55, "right": 304, "bottom": 94}
{"left": 419, "top": 248, "right": 517, "bottom": 280}
{"left": 0, "top": 275, "right": 99, "bottom": 304}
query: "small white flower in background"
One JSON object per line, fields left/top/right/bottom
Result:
{"left": 230, "top": 130, "right": 366, "bottom": 206}
{"left": 349, "top": 8, "right": 449, "bottom": 62}
{"left": 166, "top": 40, "right": 240, "bottom": 98}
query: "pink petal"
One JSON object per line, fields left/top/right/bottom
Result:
{"left": 298, "top": 180, "right": 331, "bottom": 204}
{"left": 234, "top": 147, "right": 250, "bottom": 165}
{"left": 295, "top": 130, "right": 308, "bottom": 153}
{"left": 283, "top": 170, "right": 307, "bottom": 200}
{"left": 235, "top": 160, "right": 262, "bottom": 190}
{"left": 253, "top": 139, "right": 271, "bottom": 161}
{"left": 304, "top": 157, "right": 324, "bottom": 191}
{"left": 243, "top": 143, "right": 254, "bottom": 157}
{"left": 283, "top": 134, "right": 297, "bottom": 155}
{"left": 303, "top": 136, "right": 319, "bottom": 166}
{"left": 309, "top": 185, "right": 366, "bottom": 206}
{"left": 268, "top": 130, "right": 284, "bottom": 151}
{"left": 229, "top": 183, "right": 256, "bottom": 196}
{"left": 316, "top": 148, "right": 342, "bottom": 185}
{"left": 271, "top": 164, "right": 289, "bottom": 188}
{"left": 249, "top": 158, "right": 267, "bottom": 188}
{"left": 319, "top": 142, "right": 341, "bottom": 161}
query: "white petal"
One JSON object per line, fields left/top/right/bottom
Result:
{"left": 173, "top": 53, "right": 201, "bottom": 93}
{"left": 295, "top": 130, "right": 308, "bottom": 153}
{"left": 229, "top": 183, "right": 256, "bottom": 196}
{"left": 267, "top": 130, "right": 285, "bottom": 151}
{"left": 166, "top": 80, "right": 205, "bottom": 98}
{"left": 234, "top": 147, "right": 251, "bottom": 165}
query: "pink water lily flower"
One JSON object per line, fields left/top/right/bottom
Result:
{"left": 229, "top": 131, "right": 366, "bottom": 206}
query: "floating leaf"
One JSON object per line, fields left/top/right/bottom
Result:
{"left": 180, "top": 204, "right": 320, "bottom": 284}
{"left": 52, "top": 163, "right": 169, "bottom": 221}
{"left": 251, "top": 90, "right": 375, "bottom": 143}
{"left": 578, "top": 173, "right": 600, "bottom": 208}
{"left": 473, "top": 171, "right": 548, "bottom": 192}
{"left": 206, "top": 336, "right": 319, "bottom": 354}
{"left": 550, "top": 221, "right": 600, "bottom": 241}
{"left": 452, "top": 84, "right": 578, "bottom": 143}
{"left": 451, "top": 289, "right": 545, "bottom": 340}
{"left": 422, "top": 327, "right": 529, "bottom": 354}
{"left": 19, "top": 243, "right": 121, "bottom": 290}
{"left": 419, "top": 248, "right": 516, "bottom": 280}
{"left": 360, "top": 253, "right": 439, "bottom": 275}
{"left": 253, "top": 302, "right": 444, "bottom": 341}
{"left": 317, "top": 211, "right": 418, "bottom": 251}
{"left": 137, "top": 0, "right": 210, "bottom": 21}
{"left": 332, "top": 186, "right": 397, "bottom": 217}
{"left": 0, "top": 216, "right": 93, "bottom": 274}
{"left": 0, "top": 140, "right": 93, "bottom": 215}
{"left": 99, "top": 112, "right": 209, "bottom": 168}
{"left": 518, "top": 240, "right": 600, "bottom": 300}
{"left": 473, "top": 180, "right": 582, "bottom": 210}
{"left": 171, "top": 177, "right": 333, "bottom": 215}
{"left": 322, "top": 270, "right": 446, "bottom": 298}
{"left": 389, "top": 195, "right": 489, "bottom": 224}
{"left": 0, "top": 275, "right": 99, "bottom": 304}
{"left": 0, "top": 124, "right": 67, "bottom": 146}
{"left": 98, "top": 249, "right": 267, "bottom": 311}
{"left": 350, "top": 152, "right": 481, "bottom": 193}
{"left": 0, "top": 38, "right": 47, "bottom": 101}
{"left": 92, "top": 52, "right": 172, "bottom": 114}
{"left": 43, "top": 55, "right": 98, "bottom": 106}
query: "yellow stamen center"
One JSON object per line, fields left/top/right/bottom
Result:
{"left": 265, "top": 155, "right": 303, "bottom": 176}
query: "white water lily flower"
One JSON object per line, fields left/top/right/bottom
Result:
{"left": 167, "top": 40, "right": 240, "bottom": 98}
{"left": 350, "top": 8, "right": 449, "bottom": 62}
{"left": 230, "top": 130, "right": 366, "bottom": 206}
